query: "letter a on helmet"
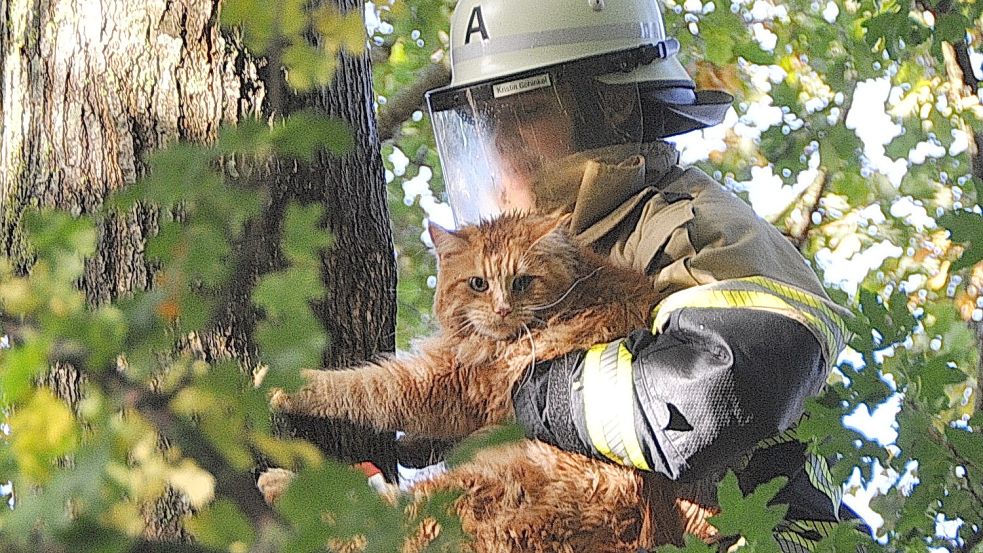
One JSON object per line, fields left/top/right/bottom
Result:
{"left": 464, "top": 6, "right": 488, "bottom": 44}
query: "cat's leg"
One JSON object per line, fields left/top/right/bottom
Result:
{"left": 512, "top": 303, "right": 649, "bottom": 363}
{"left": 257, "top": 467, "right": 295, "bottom": 505}
{"left": 405, "top": 442, "right": 647, "bottom": 553}
{"left": 270, "top": 350, "right": 489, "bottom": 439}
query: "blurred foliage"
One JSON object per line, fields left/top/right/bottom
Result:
{"left": 0, "top": 1, "right": 465, "bottom": 551}
{"left": 3, "top": 0, "right": 983, "bottom": 550}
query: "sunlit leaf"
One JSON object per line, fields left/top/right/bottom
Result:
{"left": 8, "top": 389, "right": 80, "bottom": 483}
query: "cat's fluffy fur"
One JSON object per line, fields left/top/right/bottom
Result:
{"left": 265, "top": 212, "right": 717, "bottom": 552}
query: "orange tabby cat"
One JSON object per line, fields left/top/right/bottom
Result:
{"left": 265, "top": 212, "right": 715, "bottom": 552}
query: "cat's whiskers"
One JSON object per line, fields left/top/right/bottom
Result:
{"left": 446, "top": 313, "right": 480, "bottom": 340}
{"left": 529, "top": 267, "right": 604, "bottom": 312}
{"left": 521, "top": 323, "right": 537, "bottom": 366}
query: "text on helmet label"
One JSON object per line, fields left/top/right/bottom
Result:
{"left": 492, "top": 74, "right": 552, "bottom": 98}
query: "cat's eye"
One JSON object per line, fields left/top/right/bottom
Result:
{"left": 468, "top": 277, "right": 489, "bottom": 292}
{"left": 511, "top": 275, "right": 534, "bottom": 293}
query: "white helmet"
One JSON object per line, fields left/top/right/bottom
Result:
{"left": 427, "top": 0, "right": 732, "bottom": 225}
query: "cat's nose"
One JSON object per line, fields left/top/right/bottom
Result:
{"left": 494, "top": 304, "right": 512, "bottom": 317}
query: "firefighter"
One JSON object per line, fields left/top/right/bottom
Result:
{"left": 423, "top": 0, "right": 858, "bottom": 549}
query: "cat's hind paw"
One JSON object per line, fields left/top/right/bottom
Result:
{"left": 257, "top": 467, "right": 295, "bottom": 505}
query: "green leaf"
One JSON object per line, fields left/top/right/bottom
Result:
{"left": 935, "top": 13, "right": 969, "bottom": 44}
{"left": 709, "top": 472, "right": 789, "bottom": 551}
{"left": 187, "top": 499, "right": 256, "bottom": 551}
{"left": 912, "top": 357, "right": 964, "bottom": 407}
{"left": 0, "top": 335, "right": 50, "bottom": 405}
{"left": 278, "top": 462, "right": 402, "bottom": 553}
{"left": 885, "top": 121, "right": 922, "bottom": 160}
{"left": 185, "top": 222, "right": 233, "bottom": 286}
{"left": 83, "top": 306, "right": 128, "bottom": 372}
{"left": 23, "top": 210, "right": 96, "bottom": 259}
{"left": 699, "top": 10, "right": 745, "bottom": 66}
{"left": 2, "top": 442, "right": 111, "bottom": 540}
{"left": 938, "top": 210, "right": 983, "bottom": 271}
{"left": 272, "top": 111, "right": 354, "bottom": 160}
{"left": 655, "top": 534, "right": 717, "bottom": 553}
{"left": 55, "top": 517, "right": 131, "bottom": 553}
{"left": 734, "top": 40, "right": 774, "bottom": 64}
{"left": 813, "top": 519, "right": 870, "bottom": 553}
{"left": 281, "top": 203, "right": 333, "bottom": 264}
{"left": 945, "top": 426, "right": 983, "bottom": 470}
{"left": 215, "top": 117, "right": 273, "bottom": 156}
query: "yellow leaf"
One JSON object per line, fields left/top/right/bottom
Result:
{"left": 168, "top": 460, "right": 215, "bottom": 508}
{"left": 102, "top": 502, "right": 146, "bottom": 537}
{"left": 9, "top": 389, "right": 80, "bottom": 482}
{"left": 250, "top": 431, "right": 323, "bottom": 470}
{"left": 313, "top": 5, "right": 366, "bottom": 55}
{"left": 390, "top": 40, "right": 409, "bottom": 65}
{"left": 926, "top": 260, "right": 950, "bottom": 291}
{"left": 0, "top": 276, "right": 39, "bottom": 315}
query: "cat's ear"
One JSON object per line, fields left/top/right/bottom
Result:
{"left": 428, "top": 222, "right": 465, "bottom": 257}
{"left": 532, "top": 211, "right": 573, "bottom": 240}
{"left": 551, "top": 212, "right": 573, "bottom": 231}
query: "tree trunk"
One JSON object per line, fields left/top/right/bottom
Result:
{"left": 1, "top": 0, "right": 397, "bottom": 540}
{"left": 269, "top": 1, "right": 400, "bottom": 482}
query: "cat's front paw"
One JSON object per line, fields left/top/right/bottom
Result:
{"left": 257, "top": 467, "right": 296, "bottom": 505}
{"left": 269, "top": 388, "right": 292, "bottom": 412}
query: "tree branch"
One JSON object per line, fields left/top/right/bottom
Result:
{"left": 939, "top": 30, "right": 983, "bottom": 416}
{"left": 96, "top": 369, "right": 282, "bottom": 533}
{"left": 786, "top": 170, "right": 829, "bottom": 251}
{"left": 376, "top": 60, "right": 450, "bottom": 143}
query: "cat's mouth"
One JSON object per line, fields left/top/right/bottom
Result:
{"left": 474, "top": 316, "right": 532, "bottom": 341}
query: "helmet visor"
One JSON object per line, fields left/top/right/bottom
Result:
{"left": 428, "top": 54, "right": 648, "bottom": 226}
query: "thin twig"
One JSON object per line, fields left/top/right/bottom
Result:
{"left": 376, "top": 60, "right": 451, "bottom": 143}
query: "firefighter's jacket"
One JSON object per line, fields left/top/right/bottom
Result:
{"left": 511, "top": 141, "right": 854, "bottom": 549}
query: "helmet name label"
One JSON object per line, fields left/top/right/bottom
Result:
{"left": 464, "top": 6, "right": 489, "bottom": 44}
{"left": 492, "top": 73, "right": 552, "bottom": 98}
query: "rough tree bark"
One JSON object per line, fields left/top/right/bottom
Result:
{"left": 0, "top": 0, "right": 396, "bottom": 541}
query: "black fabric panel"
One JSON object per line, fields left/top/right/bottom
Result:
{"left": 511, "top": 352, "right": 593, "bottom": 458}
{"left": 740, "top": 440, "right": 839, "bottom": 523}
{"left": 631, "top": 307, "right": 826, "bottom": 482}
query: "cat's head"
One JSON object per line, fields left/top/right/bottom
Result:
{"left": 429, "top": 212, "right": 581, "bottom": 340}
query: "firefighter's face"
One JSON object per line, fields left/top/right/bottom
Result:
{"left": 488, "top": 88, "right": 577, "bottom": 212}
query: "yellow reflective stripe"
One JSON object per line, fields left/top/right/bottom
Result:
{"left": 805, "top": 452, "right": 843, "bottom": 510}
{"left": 775, "top": 530, "right": 818, "bottom": 552}
{"left": 748, "top": 276, "right": 849, "bottom": 362}
{"left": 581, "top": 341, "right": 651, "bottom": 471}
{"left": 650, "top": 276, "right": 849, "bottom": 369}
{"left": 582, "top": 343, "right": 623, "bottom": 466}
{"left": 789, "top": 519, "right": 838, "bottom": 537}
{"left": 773, "top": 518, "right": 840, "bottom": 553}
{"left": 756, "top": 426, "right": 800, "bottom": 449}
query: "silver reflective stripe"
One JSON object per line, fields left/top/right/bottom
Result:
{"left": 454, "top": 22, "right": 665, "bottom": 63}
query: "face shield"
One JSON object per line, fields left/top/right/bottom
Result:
{"left": 427, "top": 46, "right": 674, "bottom": 226}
